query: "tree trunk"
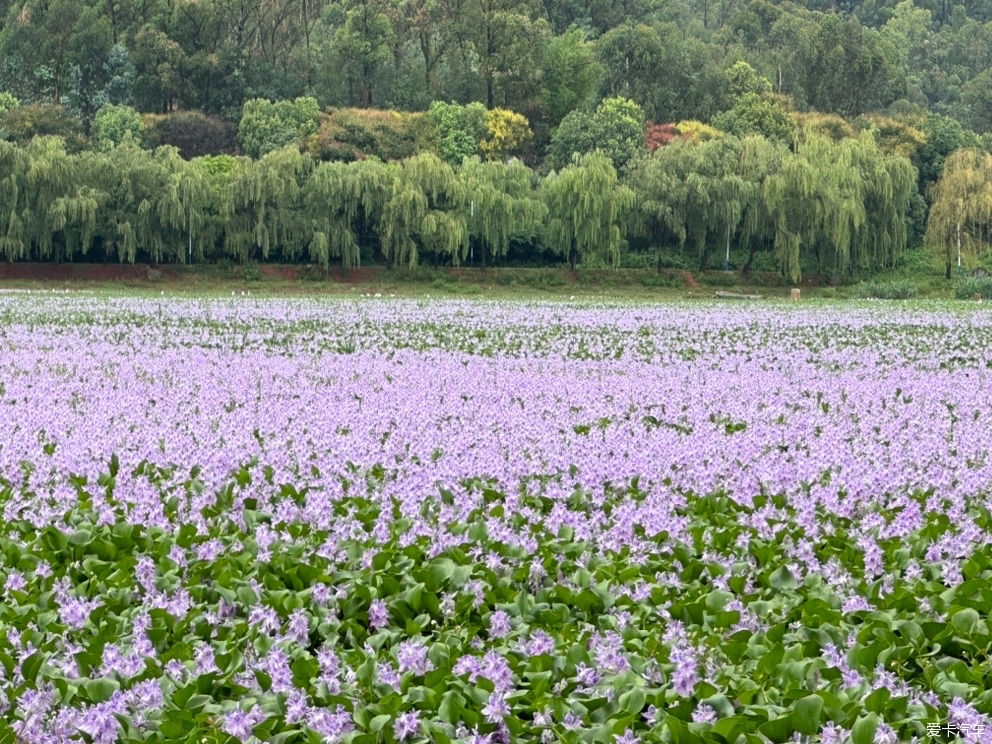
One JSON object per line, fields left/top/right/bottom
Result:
{"left": 479, "top": 239, "right": 487, "bottom": 270}
{"left": 742, "top": 241, "right": 758, "bottom": 275}
{"left": 569, "top": 240, "right": 577, "bottom": 273}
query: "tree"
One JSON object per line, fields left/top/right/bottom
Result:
{"left": 379, "top": 152, "right": 467, "bottom": 267}
{"left": 789, "top": 14, "right": 904, "bottom": 117}
{"left": 596, "top": 23, "right": 727, "bottom": 124}
{"left": 960, "top": 69, "right": 992, "bottom": 134}
{"left": 304, "top": 158, "right": 391, "bottom": 267}
{"left": 223, "top": 146, "right": 314, "bottom": 262}
{"left": 548, "top": 96, "right": 646, "bottom": 172}
{"left": 541, "top": 151, "right": 636, "bottom": 271}
{"left": 480, "top": 108, "right": 533, "bottom": 161}
{"left": 0, "top": 92, "right": 19, "bottom": 119}
{"left": 925, "top": 148, "right": 992, "bottom": 279}
{"left": 1, "top": 104, "right": 87, "bottom": 152}
{"left": 92, "top": 104, "right": 144, "bottom": 151}
{"left": 238, "top": 97, "right": 320, "bottom": 158}
{"left": 459, "top": 156, "right": 545, "bottom": 267}
{"left": 539, "top": 28, "right": 602, "bottom": 133}
{"left": 330, "top": 0, "right": 395, "bottom": 107}
{"left": 428, "top": 101, "right": 488, "bottom": 166}
{"left": 712, "top": 93, "right": 796, "bottom": 143}
{"left": 455, "top": 0, "right": 549, "bottom": 110}
{"left": 628, "top": 137, "right": 754, "bottom": 272}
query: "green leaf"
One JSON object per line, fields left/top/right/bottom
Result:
{"left": 618, "top": 687, "right": 645, "bottom": 715}
{"left": 758, "top": 714, "right": 793, "bottom": 743}
{"left": 951, "top": 608, "right": 980, "bottom": 634}
{"left": 370, "top": 714, "right": 392, "bottom": 733}
{"left": 769, "top": 566, "right": 797, "bottom": 591}
{"left": 21, "top": 651, "right": 43, "bottom": 683}
{"left": 792, "top": 695, "right": 823, "bottom": 735}
{"left": 851, "top": 714, "right": 880, "bottom": 744}
{"left": 85, "top": 678, "right": 121, "bottom": 703}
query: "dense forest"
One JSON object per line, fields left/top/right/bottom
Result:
{"left": 3, "top": 0, "right": 992, "bottom": 278}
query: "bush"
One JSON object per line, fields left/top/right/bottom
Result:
{"left": 1, "top": 104, "right": 87, "bottom": 152}
{"left": 954, "top": 276, "right": 992, "bottom": 300}
{"left": 145, "top": 112, "right": 237, "bottom": 158}
{"left": 520, "top": 270, "right": 567, "bottom": 287}
{"left": 639, "top": 272, "right": 685, "bottom": 288}
{"left": 242, "top": 262, "right": 261, "bottom": 282}
{"left": 699, "top": 272, "right": 739, "bottom": 287}
{"left": 310, "top": 108, "right": 433, "bottom": 162}
{"left": 92, "top": 104, "right": 143, "bottom": 151}
{"left": 850, "top": 279, "right": 917, "bottom": 299}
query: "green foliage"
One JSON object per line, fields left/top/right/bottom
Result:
{"left": 91, "top": 104, "right": 143, "bottom": 151}
{"left": 712, "top": 93, "right": 796, "bottom": 143}
{"left": 428, "top": 101, "right": 488, "bottom": 166}
{"left": 925, "top": 148, "right": 992, "bottom": 279}
{"left": 0, "top": 105, "right": 87, "bottom": 152}
{"left": 0, "top": 92, "right": 19, "bottom": 118}
{"left": 238, "top": 98, "right": 320, "bottom": 159}
{"left": 144, "top": 112, "right": 237, "bottom": 158}
{"left": 311, "top": 108, "right": 432, "bottom": 162}
{"left": 850, "top": 279, "right": 917, "bottom": 298}
{"left": 480, "top": 108, "right": 533, "bottom": 161}
{"left": 541, "top": 151, "right": 636, "bottom": 270}
{"left": 540, "top": 29, "right": 602, "bottom": 130}
{"left": 548, "top": 96, "right": 646, "bottom": 172}
{"left": 954, "top": 275, "right": 992, "bottom": 299}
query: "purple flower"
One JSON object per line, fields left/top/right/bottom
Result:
{"left": 222, "top": 708, "right": 266, "bottom": 741}
{"left": 615, "top": 730, "right": 640, "bottom": 744}
{"left": 488, "top": 610, "right": 511, "bottom": 639}
{"left": 396, "top": 640, "right": 434, "bottom": 676}
{"left": 482, "top": 691, "right": 510, "bottom": 723}
{"left": 368, "top": 599, "right": 389, "bottom": 630}
{"left": 393, "top": 710, "right": 422, "bottom": 741}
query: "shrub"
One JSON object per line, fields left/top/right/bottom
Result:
{"left": 699, "top": 272, "right": 739, "bottom": 287}
{"left": 310, "top": 108, "right": 432, "bottom": 162}
{"left": 639, "top": 272, "right": 685, "bottom": 288}
{"left": 954, "top": 276, "right": 992, "bottom": 300}
{"left": 145, "top": 112, "right": 237, "bottom": 158}
{"left": 1, "top": 104, "right": 86, "bottom": 152}
{"left": 520, "top": 270, "right": 567, "bottom": 287}
{"left": 92, "top": 104, "right": 144, "bottom": 151}
{"left": 850, "top": 279, "right": 917, "bottom": 299}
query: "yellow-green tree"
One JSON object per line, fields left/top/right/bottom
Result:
{"left": 926, "top": 148, "right": 992, "bottom": 279}
{"left": 479, "top": 108, "right": 533, "bottom": 162}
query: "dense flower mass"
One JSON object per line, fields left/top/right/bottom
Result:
{"left": 0, "top": 295, "right": 991, "bottom": 743}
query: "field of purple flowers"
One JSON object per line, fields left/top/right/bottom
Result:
{"left": 1, "top": 295, "right": 991, "bottom": 744}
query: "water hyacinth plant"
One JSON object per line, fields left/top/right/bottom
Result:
{"left": 0, "top": 296, "right": 991, "bottom": 743}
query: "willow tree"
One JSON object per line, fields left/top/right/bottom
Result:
{"left": 0, "top": 140, "right": 31, "bottom": 261}
{"left": 224, "top": 146, "right": 313, "bottom": 264}
{"left": 459, "top": 157, "right": 545, "bottom": 269}
{"left": 82, "top": 143, "right": 189, "bottom": 264}
{"left": 628, "top": 138, "right": 751, "bottom": 272}
{"left": 304, "top": 158, "right": 391, "bottom": 268}
{"left": 850, "top": 133, "right": 916, "bottom": 272}
{"left": 799, "top": 133, "right": 867, "bottom": 276}
{"left": 157, "top": 150, "right": 216, "bottom": 264}
{"left": 379, "top": 153, "right": 467, "bottom": 268}
{"left": 735, "top": 135, "right": 787, "bottom": 274}
{"left": 541, "top": 152, "right": 636, "bottom": 272}
{"left": 764, "top": 146, "right": 818, "bottom": 283}
{"left": 20, "top": 137, "right": 101, "bottom": 263}
{"left": 926, "top": 148, "right": 992, "bottom": 279}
